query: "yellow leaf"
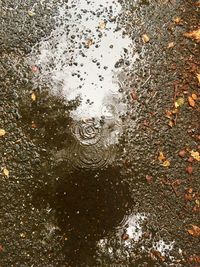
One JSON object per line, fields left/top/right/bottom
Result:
{"left": 158, "top": 152, "right": 165, "bottom": 162}
{"left": 196, "top": 73, "right": 200, "bottom": 84}
{"left": 190, "top": 150, "right": 200, "bottom": 161}
{"left": 0, "top": 129, "right": 6, "bottom": 137}
{"left": 28, "top": 10, "right": 35, "bottom": 17}
{"left": 162, "top": 160, "right": 170, "bottom": 167}
{"left": 175, "top": 97, "right": 184, "bottom": 108}
{"left": 167, "top": 42, "right": 175, "bottom": 48}
{"left": 184, "top": 28, "right": 200, "bottom": 42}
{"left": 99, "top": 21, "right": 106, "bottom": 30}
{"left": 3, "top": 168, "right": 9, "bottom": 177}
{"left": 142, "top": 34, "right": 150, "bottom": 43}
{"left": 31, "top": 92, "right": 36, "bottom": 101}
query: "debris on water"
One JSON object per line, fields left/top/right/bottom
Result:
{"left": 142, "top": 34, "right": 150, "bottom": 43}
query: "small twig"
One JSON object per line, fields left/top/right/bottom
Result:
{"left": 141, "top": 75, "right": 151, "bottom": 87}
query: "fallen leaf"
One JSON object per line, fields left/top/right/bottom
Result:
{"left": 130, "top": 90, "right": 137, "bottom": 100}
{"left": 99, "top": 21, "right": 106, "bottom": 30}
{"left": 158, "top": 152, "right": 165, "bottom": 162}
{"left": 173, "top": 17, "right": 182, "bottom": 25}
{"left": 197, "top": 73, "right": 200, "bottom": 84}
{"left": 142, "top": 34, "right": 150, "bottom": 43}
{"left": 168, "top": 120, "right": 174, "bottom": 128}
{"left": 188, "top": 96, "right": 195, "bottom": 107}
{"left": 3, "top": 168, "right": 9, "bottom": 177}
{"left": 184, "top": 28, "right": 200, "bottom": 43}
{"left": 28, "top": 10, "right": 35, "bottom": 17}
{"left": 162, "top": 160, "right": 170, "bottom": 167}
{"left": 196, "top": 1, "right": 200, "bottom": 7}
{"left": 186, "top": 165, "right": 193, "bottom": 174}
{"left": 31, "top": 92, "right": 36, "bottom": 101}
{"left": 175, "top": 97, "right": 184, "bottom": 108}
{"left": 0, "top": 129, "right": 6, "bottom": 137}
{"left": 146, "top": 175, "right": 153, "bottom": 183}
{"left": 188, "top": 156, "right": 194, "bottom": 163}
{"left": 179, "top": 150, "right": 186, "bottom": 158}
{"left": 190, "top": 150, "right": 200, "bottom": 161}
{"left": 192, "top": 93, "right": 198, "bottom": 100}
{"left": 31, "top": 66, "right": 39, "bottom": 73}
{"left": 165, "top": 110, "right": 172, "bottom": 119}
{"left": 167, "top": 42, "right": 175, "bottom": 48}
{"left": 189, "top": 255, "right": 200, "bottom": 263}
{"left": 85, "top": 39, "right": 94, "bottom": 48}
{"left": 187, "top": 225, "right": 200, "bottom": 237}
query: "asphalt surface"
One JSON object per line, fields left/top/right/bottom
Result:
{"left": 0, "top": 0, "right": 200, "bottom": 267}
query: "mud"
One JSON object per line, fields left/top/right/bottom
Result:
{"left": 0, "top": 0, "right": 200, "bottom": 267}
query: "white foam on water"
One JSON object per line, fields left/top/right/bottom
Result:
{"left": 97, "top": 212, "right": 176, "bottom": 261}
{"left": 29, "top": 0, "right": 137, "bottom": 120}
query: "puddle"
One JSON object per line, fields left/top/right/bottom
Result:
{"left": 28, "top": 0, "right": 138, "bottom": 145}
{"left": 19, "top": 0, "right": 179, "bottom": 265}
{"left": 33, "top": 167, "right": 132, "bottom": 266}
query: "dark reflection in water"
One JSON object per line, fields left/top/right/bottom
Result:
{"left": 34, "top": 166, "right": 131, "bottom": 266}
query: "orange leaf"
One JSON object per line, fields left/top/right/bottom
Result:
{"left": 187, "top": 225, "right": 200, "bottom": 237}
{"left": 184, "top": 28, "right": 200, "bottom": 42}
{"left": 188, "top": 96, "right": 195, "bottom": 107}
{"left": 192, "top": 93, "right": 198, "bottom": 100}
{"left": 158, "top": 152, "right": 165, "bottom": 162}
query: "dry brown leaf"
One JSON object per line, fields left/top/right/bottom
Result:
{"left": 187, "top": 225, "right": 200, "bottom": 237}
{"left": 142, "top": 34, "right": 150, "bottom": 43}
{"left": 31, "top": 92, "right": 36, "bottom": 101}
{"left": 158, "top": 152, "right": 165, "bottom": 162}
{"left": 162, "top": 160, "right": 170, "bottom": 167}
{"left": 0, "top": 129, "right": 6, "bottom": 137}
{"left": 167, "top": 42, "right": 175, "bottom": 48}
{"left": 188, "top": 96, "right": 195, "bottom": 107}
{"left": 190, "top": 150, "right": 200, "bottom": 161}
{"left": 3, "top": 168, "right": 9, "bottom": 177}
{"left": 184, "top": 28, "right": 200, "bottom": 42}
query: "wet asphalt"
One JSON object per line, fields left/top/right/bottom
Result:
{"left": 0, "top": 0, "right": 200, "bottom": 266}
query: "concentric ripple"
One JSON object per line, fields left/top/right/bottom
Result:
{"left": 70, "top": 141, "right": 115, "bottom": 170}
{"left": 72, "top": 120, "right": 102, "bottom": 146}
